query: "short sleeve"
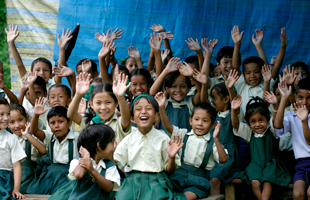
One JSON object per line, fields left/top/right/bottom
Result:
{"left": 187, "top": 96, "right": 194, "bottom": 114}
{"left": 233, "top": 121, "right": 252, "bottom": 142}
{"left": 43, "top": 130, "right": 53, "bottom": 149}
{"left": 105, "top": 165, "right": 121, "bottom": 191}
{"left": 68, "top": 159, "right": 79, "bottom": 180}
{"left": 113, "top": 138, "right": 128, "bottom": 170}
{"left": 233, "top": 74, "right": 246, "bottom": 94}
{"left": 275, "top": 113, "right": 292, "bottom": 137}
{"left": 10, "top": 136, "right": 26, "bottom": 164}
{"left": 171, "top": 126, "right": 188, "bottom": 139}
{"left": 162, "top": 135, "right": 181, "bottom": 170}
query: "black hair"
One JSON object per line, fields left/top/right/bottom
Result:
{"left": 10, "top": 104, "right": 27, "bottom": 119}
{"left": 184, "top": 56, "right": 198, "bottom": 65}
{"left": 121, "top": 57, "right": 137, "bottom": 67}
{"left": 191, "top": 102, "right": 217, "bottom": 124}
{"left": 217, "top": 46, "right": 241, "bottom": 65}
{"left": 31, "top": 57, "right": 52, "bottom": 73}
{"left": 48, "top": 84, "right": 71, "bottom": 98}
{"left": 47, "top": 106, "right": 70, "bottom": 122}
{"left": 0, "top": 97, "right": 9, "bottom": 106}
{"left": 296, "top": 78, "right": 310, "bottom": 94}
{"left": 242, "top": 56, "right": 264, "bottom": 72}
{"left": 76, "top": 59, "right": 98, "bottom": 73}
{"left": 209, "top": 63, "right": 216, "bottom": 73}
{"left": 91, "top": 77, "right": 103, "bottom": 84}
{"left": 245, "top": 97, "right": 270, "bottom": 124}
{"left": 130, "top": 68, "right": 152, "bottom": 89}
{"left": 130, "top": 95, "right": 159, "bottom": 116}
{"left": 77, "top": 124, "right": 115, "bottom": 158}
{"left": 210, "top": 82, "right": 231, "bottom": 109}
{"left": 164, "top": 71, "right": 191, "bottom": 89}
{"left": 110, "top": 65, "right": 130, "bottom": 80}
{"left": 291, "top": 61, "right": 309, "bottom": 78}
{"left": 34, "top": 76, "right": 47, "bottom": 94}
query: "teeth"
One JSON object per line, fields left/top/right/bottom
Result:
{"left": 140, "top": 117, "right": 148, "bottom": 120}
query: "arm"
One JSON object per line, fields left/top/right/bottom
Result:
{"left": 0, "top": 81, "right": 18, "bottom": 104}
{"left": 192, "top": 69, "right": 209, "bottom": 103}
{"left": 185, "top": 38, "right": 203, "bottom": 70}
{"left": 252, "top": 29, "right": 268, "bottom": 65}
{"left": 201, "top": 38, "right": 218, "bottom": 81}
{"left": 150, "top": 24, "right": 174, "bottom": 60}
{"left": 166, "top": 135, "right": 183, "bottom": 175}
{"left": 53, "top": 63, "right": 76, "bottom": 96}
{"left": 30, "top": 97, "right": 48, "bottom": 141}
{"left": 57, "top": 28, "right": 73, "bottom": 66}
{"left": 22, "top": 122, "right": 46, "bottom": 155}
{"left": 271, "top": 27, "right": 288, "bottom": 79}
{"left": 147, "top": 49, "right": 155, "bottom": 72}
{"left": 262, "top": 64, "right": 272, "bottom": 93}
{"left": 225, "top": 69, "right": 239, "bottom": 103}
{"left": 155, "top": 92, "right": 173, "bottom": 133}
{"left": 213, "top": 121, "right": 228, "bottom": 164}
{"left": 128, "top": 46, "right": 143, "bottom": 69}
{"left": 263, "top": 91, "right": 279, "bottom": 125}
{"left": 18, "top": 87, "right": 27, "bottom": 105}
{"left": 231, "top": 95, "right": 242, "bottom": 131}
{"left": 27, "top": 72, "right": 38, "bottom": 106}
{"left": 98, "top": 40, "right": 115, "bottom": 82}
{"left": 231, "top": 26, "right": 243, "bottom": 74}
{"left": 109, "top": 47, "right": 117, "bottom": 69}
{"left": 293, "top": 102, "right": 310, "bottom": 145}
{"left": 149, "top": 33, "right": 163, "bottom": 77}
{"left": 12, "top": 161, "right": 24, "bottom": 199}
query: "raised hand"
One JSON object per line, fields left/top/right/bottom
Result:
{"left": 252, "top": 29, "right": 264, "bottom": 45}
{"left": 79, "top": 147, "right": 93, "bottom": 172}
{"left": 149, "top": 32, "right": 162, "bottom": 50}
{"left": 5, "top": 24, "right": 19, "bottom": 43}
{"left": 201, "top": 38, "right": 218, "bottom": 55}
{"left": 213, "top": 121, "right": 221, "bottom": 139}
{"left": 113, "top": 73, "right": 131, "bottom": 97}
{"left": 27, "top": 72, "right": 38, "bottom": 85}
{"left": 53, "top": 63, "right": 75, "bottom": 77}
{"left": 76, "top": 72, "right": 92, "bottom": 96}
{"left": 231, "top": 95, "right": 242, "bottom": 110}
{"left": 263, "top": 91, "right": 278, "bottom": 105}
{"left": 192, "top": 69, "right": 207, "bottom": 85}
{"left": 79, "top": 146, "right": 90, "bottom": 158}
{"left": 167, "top": 135, "right": 184, "bottom": 158}
{"left": 34, "top": 97, "right": 48, "bottom": 115}
{"left": 270, "top": 56, "right": 277, "bottom": 65}
{"left": 278, "top": 80, "right": 292, "bottom": 98}
{"left": 81, "top": 59, "right": 92, "bottom": 73}
{"left": 280, "top": 27, "right": 288, "bottom": 46}
{"left": 128, "top": 46, "right": 140, "bottom": 58}
{"left": 21, "top": 122, "right": 31, "bottom": 136}
{"left": 161, "top": 49, "right": 170, "bottom": 63}
{"left": 262, "top": 64, "right": 271, "bottom": 82}
{"left": 231, "top": 25, "right": 244, "bottom": 44}
{"left": 293, "top": 102, "right": 309, "bottom": 122}
{"left": 94, "top": 28, "right": 123, "bottom": 43}
{"left": 165, "top": 57, "right": 180, "bottom": 72}
{"left": 185, "top": 38, "right": 201, "bottom": 51}
{"left": 112, "top": 64, "right": 120, "bottom": 82}
{"left": 20, "top": 74, "right": 29, "bottom": 90}
{"left": 57, "top": 28, "right": 73, "bottom": 49}
{"left": 178, "top": 62, "right": 194, "bottom": 77}
{"left": 0, "top": 78, "right": 5, "bottom": 89}
{"left": 224, "top": 69, "right": 239, "bottom": 89}
{"left": 98, "top": 40, "right": 115, "bottom": 58}
{"left": 150, "top": 24, "right": 165, "bottom": 32}
{"left": 78, "top": 98, "right": 87, "bottom": 114}
{"left": 155, "top": 91, "right": 166, "bottom": 108}
{"left": 158, "top": 31, "right": 174, "bottom": 40}
{"left": 281, "top": 65, "right": 296, "bottom": 85}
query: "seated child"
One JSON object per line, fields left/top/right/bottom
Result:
{"left": 0, "top": 97, "right": 26, "bottom": 199}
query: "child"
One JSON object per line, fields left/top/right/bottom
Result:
{"left": 67, "top": 124, "right": 120, "bottom": 199}
{"left": 129, "top": 68, "right": 152, "bottom": 99}
{"left": 290, "top": 61, "right": 309, "bottom": 88}
{"left": 76, "top": 59, "right": 99, "bottom": 79}
{"left": 113, "top": 94, "right": 186, "bottom": 200}
{"left": 26, "top": 102, "right": 79, "bottom": 194}
{"left": 67, "top": 72, "right": 131, "bottom": 143}
{"left": 8, "top": 104, "right": 46, "bottom": 193}
{"left": 156, "top": 92, "right": 228, "bottom": 200}
{"left": 273, "top": 78, "right": 310, "bottom": 200}
{"left": 231, "top": 96, "right": 290, "bottom": 200}
{"left": 0, "top": 97, "right": 26, "bottom": 200}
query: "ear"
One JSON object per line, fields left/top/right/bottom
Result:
{"left": 223, "top": 95, "right": 229, "bottom": 104}
{"left": 217, "top": 62, "right": 220, "bottom": 67}
{"left": 67, "top": 98, "right": 72, "bottom": 106}
{"left": 68, "top": 120, "right": 72, "bottom": 128}
{"left": 210, "top": 121, "right": 216, "bottom": 129}
{"left": 93, "top": 71, "right": 99, "bottom": 78}
{"left": 96, "top": 141, "right": 102, "bottom": 151}
{"left": 165, "top": 87, "right": 170, "bottom": 94}
{"left": 115, "top": 101, "right": 119, "bottom": 108}
{"left": 89, "top": 100, "right": 93, "bottom": 109}
{"left": 189, "top": 117, "right": 192, "bottom": 126}
{"left": 26, "top": 115, "right": 29, "bottom": 122}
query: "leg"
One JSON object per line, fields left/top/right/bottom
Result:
{"left": 307, "top": 185, "right": 310, "bottom": 200}
{"left": 261, "top": 182, "right": 272, "bottom": 200}
{"left": 210, "top": 178, "right": 221, "bottom": 195}
{"left": 251, "top": 180, "right": 262, "bottom": 200}
{"left": 184, "top": 191, "right": 197, "bottom": 200}
{"left": 293, "top": 180, "right": 306, "bottom": 200}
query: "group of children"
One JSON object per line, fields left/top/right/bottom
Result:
{"left": 0, "top": 23, "right": 310, "bottom": 200}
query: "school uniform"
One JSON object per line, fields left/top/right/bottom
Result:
{"left": 234, "top": 121, "right": 291, "bottom": 186}
{"left": 169, "top": 126, "right": 227, "bottom": 198}
{"left": 0, "top": 129, "right": 26, "bottom": 200}
{"left": 114, "top": 126, "right": 186, "bottom": 200}
{"left": 26, "top": 129, "right": 79, "bottom": 194}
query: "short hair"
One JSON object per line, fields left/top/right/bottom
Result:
{"left": 211, "top": 82, "right": 231, "bottom": 109}
{"left": 31, "top": 57, "right": 52, "bottom": 73}
{"left": 130, "top": 95, "right": 159, "bottom": 116}
{"left": 296, "top": 78, "right": 310, "bottom": 94}
{"left": 91, "top": 77, "right": 103, "bottom": 84}
{"left": 34, "top": 76, "right": 47, "bottom": 94}
{"left": 245, "top": 97, "right": 270, "bottom": 124}
{"left": 0, "top": 97, "right": 9, "bottom": 106}
{"left": 164, "top": 71, "right": 191, "bottom": 89}
{"left": 77, "top": 124, "right": 115, "bottom": 158}
{"left": 130, "top": 68, "right": 152, "bottom": 89}
{"left": 48, "top": 84, "right": 71, "bottom": 98}
{"left": 47, "top": 106, "right": 70, "bottom": 122}
{"left": 184, "top": 56, "right": 198, "bottom": 65}
{"left": 110, "top": 65, "right": 130, "bottom": 80}
{"left": 291, "top": 61, "right": 309, "bottom": 78}
{"left": 10, "top": 104, "right": 27, "bottom": 119}
{"left": 217, "top": 46, "right": 240, "bottom": 64}
{"left": 76, "top": 59, "right": 98, "bottom": 73}
{"left": 191, "top": 102, "right": 217, "bottom": 124}
{"left": 242, "top": 56, "right": 264, "bottom": 72}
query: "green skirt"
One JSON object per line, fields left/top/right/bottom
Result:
{"left": 0, "top": 170, "right": 15, "bottom": 200}
{"left": 116, "top": 171, "right": 186, "bottom": 200}
{"left": 20, "top": 159, "right": 37, "bottom": 194}
{"left": 48, "top": 181, "right": 73, "bottom": 200}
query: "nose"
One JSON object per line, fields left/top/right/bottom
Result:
{"left": 136, "top": 84, "right": 141, "bottom": 90}
{"left": 3, "top": 114, "right": 9, "bottom": 121}
{"left": 227, "top": 62, "right": 232, "bottom": 68}
{"left": 300, "top": 98, "right": 306, "bottom": 105}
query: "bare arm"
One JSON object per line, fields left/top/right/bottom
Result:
{"left": 147, "top": 49, "right": 155, "bottom": 72}
{"left": 30, "top": 97, "right": 48, "bottom": 141}
{"left": 98, "top": 41, "right": 115, "bottom": 82}
{"left": 166, "top": 135, "right": 183, "bottom": 175}
{"left": 149, "top": 33, "right": 163, "bottom": 77}
{"left": 271, "top": 27, "right": 288, "bottom": 79}
{"left": 231, "top": 95, "right": 242, "bottom": 131}
{"left": 273, "top": 81, "right": 291, "bottom": 129}
{"left": 231, "top": 26, "right": 243, "bottom": 74}
{"left": 22, "top": 122, "right": 46, "bottom": 155}
{"left": 155, "top": 92, "right": 173, "bottom": 133}
{"left": 213, "top": 121, "right": 228, "bottom": 164}
{"left": 293, "top": 102, "right": 310, "bottom": 145}
{"left": 252, "top": 29, "right": 268, "bottom": 65}
{"left": 12, "top": 161, "right": 24, "bottom": 199}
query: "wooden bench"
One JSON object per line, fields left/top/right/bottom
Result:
{"left": 24, "top": 194, "right": 51, "bottom": 200}
{"left": 199, "top": 194, "right": 225, "bottom": 200}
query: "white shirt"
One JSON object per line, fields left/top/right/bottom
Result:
{"left": 165, "top": 96, "right": 194, "bottom": 114}
{"left": 0, "top": 129, "right": 26, "bottom": 171}
{"left": 114, "top": 126, "right": 181, "bottom": 173}
{"left": 43, "top": 129, "right": 79, "bottom": 164}
{"left": 68, "top": 158, "right": 120, "bottom": 191}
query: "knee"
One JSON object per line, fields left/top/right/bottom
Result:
{"left": 293, "top": 189, "right": 305, "bottom": 200}
{"left": 251, "top": 180, "right": 261, "bottom": 189}
{"left": 210, "top": 178, "right": 220, "bottom": 187}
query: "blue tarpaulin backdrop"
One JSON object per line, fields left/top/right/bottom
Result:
{"left": 53, "top": 0, "right": 310, "bottom": 75}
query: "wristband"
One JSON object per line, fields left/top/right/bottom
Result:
{"left": 272, "top": 108, "right": 278, "bottom": 113}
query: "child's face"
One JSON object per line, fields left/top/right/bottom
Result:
{"left": 213, "top": 67, "right": 222, "bottom": 79}
{"left": 293, "top": 66, "right": 308, "bottom": 87}
{"left": 133, "top": 98, "right": 155, "bottom": 132}
{"left": 248, "top": 113, "right": 268, "bottom": 134}
{"left": 275, "top": 88, "right": 290, "bottom": 107}
{"left": 25, "top": 84, "right": 46, "bottom": 101}
{"left": 217, "top": 57, "right": 232, "bottom": 77}
{"left": 8, "top": 110, "right": 27, "bottom": 136}
{"left": 295, "top": 89, "right": 310, "bottom": 112}
{"left": 76, "top": 65, "right": 97, "bottom": 79}
{"left": 48, "top": 116, "right": 72, "bottom": 142}
{"left": 89, "top": 92, "right": 117, "bottom": 122}
{"left": 48, "top": 87, "right": 71, "bottom": 107}
{"left": 130, "top": 75, "right": 148, "bottom": 98}
{"left": 0, "top": 105, "right": 10, "bottom": 129}
{"left": 243, "top": 63, "right": 262, "bottom": 86}
{"left": 167, "top": 77, "right": 189, "bottom": 102}
{"left": 211, "top": 89, "right": 228, "bottom": 112}
{"left": 32, "top": 62, "right": 51, "bottom": 83}
{"left": 187, "top": 63, "right": 198, "bottom": 86}
{"left": 189, "top": 109, "right": 214, "bottom": 136}
{"left": 126, "top": 58, "right": 137, "bottom": 73}
{"left": 98, "top": 139, "right": 116, "bottom": 160}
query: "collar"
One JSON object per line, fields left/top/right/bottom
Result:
{"left": 218, "top": 110, "right": 230, "bottom": 118}
{"left": 135, "top": 126, "right": 157, "bottom": 142}
{"left": 91, "top": 158, "right": 106, "bottom": 172}
{"left": 105, "top": 113, "right": 118, "bottom": 125}
{"left": 52, "top": 129, "right": 75, "bottom": 143}
{"left": 217, "top": 74, "right": 225, "bottom": 81}
{"left": 187, "top": 129, "right": 210, "bottom": 141}
{"left": 253, "top": 125, "right": 270, "bottom": 138}
{"left": 167, "top": 97, "right": 187, "bottom": 108}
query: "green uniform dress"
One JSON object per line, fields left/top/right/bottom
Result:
{"left": 26, "top": 139, "right": 74, "bottom": 195}
{"left": 0, "top": 170, "right": 15, "bottom": 200}
{"left": 210, "top": 113, "right": 239, "bottom": 183}
{"left": 170, "top": 134, "right": 214, "bottom": 199}
{"left": 244, "top": 128, "right": 291, "bottom": 186}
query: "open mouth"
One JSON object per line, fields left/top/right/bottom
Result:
{"left": 140, "top": 116, "right": 149, "bottom": 122}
